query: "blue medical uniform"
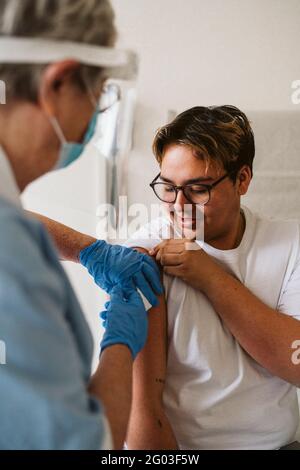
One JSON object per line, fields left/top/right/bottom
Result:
{"left": 0, "top": 176, "right": 111, "bottom": 449}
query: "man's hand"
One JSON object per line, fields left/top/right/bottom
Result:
{"left": 150, "top": 239, "right": 221, "bottom": 293}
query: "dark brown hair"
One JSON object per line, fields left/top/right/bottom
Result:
{"left": 152, "top": 105, "right": 255, "bottom": 181}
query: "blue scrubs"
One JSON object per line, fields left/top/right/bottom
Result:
{"left": 0, "top": 196, "right": 110, "bottom": 449}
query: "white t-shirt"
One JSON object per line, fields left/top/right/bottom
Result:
{"left": 125, "top": 206, "right": 300, "bottom": 450}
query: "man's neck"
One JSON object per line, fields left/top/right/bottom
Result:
{"left": 207, "top": 210, "right": 246, "bottom": 251}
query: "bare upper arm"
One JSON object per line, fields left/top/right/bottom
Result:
{"left": 126, "top": 247, "right": 177, "bottom": 449}
{"left": 131, "top": 247, "right": 168, "bottom": 410}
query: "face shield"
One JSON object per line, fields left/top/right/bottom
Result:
{"left": 0, "top": 37, "right": 138, "bottom": 207}
{"left": 0, "top": 37, "right": 138, "bottom": 80}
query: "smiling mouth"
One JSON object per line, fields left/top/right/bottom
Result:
{"left": 172, "top": 214, "right": 197, "bottom": 226}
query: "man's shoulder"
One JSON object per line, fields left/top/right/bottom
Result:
{"left": 245, "top": 206, "right": 299, "bottom": 245}
{"left": 244, "top": 206, "right": 300, "bottom": 276}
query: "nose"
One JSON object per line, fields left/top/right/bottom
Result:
{"left": 173, "top": 189, "right": 190, "bottom": 213}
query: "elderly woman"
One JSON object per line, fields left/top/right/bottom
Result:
{"left": 0, "top": 0, "right": 163, "bottom": 450}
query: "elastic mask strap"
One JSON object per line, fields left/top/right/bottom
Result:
{"left": 48, "top": 116, "right": 67, "bottom": 145}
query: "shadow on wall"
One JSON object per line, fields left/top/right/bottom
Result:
{"left": 244, "top": 111, "right": 300, "bottom": 221}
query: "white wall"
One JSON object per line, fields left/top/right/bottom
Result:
{"left": 113, "top": 0, "right": 300, "bottom": 110}
{"left": 111, "top": 0, "right": 300, "bottom": 210}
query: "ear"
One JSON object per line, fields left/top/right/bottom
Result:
{"left": 236, "top": 165, "right": 252, "bottom": 196}
{"left": 38, "top": 60, "right": 81, "bottom": 116}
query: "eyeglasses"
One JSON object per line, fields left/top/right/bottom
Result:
{"left": 150, "top": 172, "right": 232, "bottom": 205}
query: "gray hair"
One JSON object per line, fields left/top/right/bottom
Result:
{"left": 0, "top": 0, "right": 117, "bottom": 101}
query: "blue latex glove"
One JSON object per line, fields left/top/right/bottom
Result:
{"left": 79, "top": 240, "right": 163, "bottom": 307}
{"left": 100, "top": 286, "right": 148, "bottom": 360}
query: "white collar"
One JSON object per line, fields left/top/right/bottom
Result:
{"left": 0, "top": 146, "right": 22, "bottom": 207}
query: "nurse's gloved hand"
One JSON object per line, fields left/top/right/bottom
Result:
{"left": 100, "top": 286, "right": 148, "bottom": 360}
{"left": 79, "top": 240, "right": 163, "bottom": 307}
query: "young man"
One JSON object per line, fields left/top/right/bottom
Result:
{"left": 124, "top": 105, "right": 300, "bottom": 450}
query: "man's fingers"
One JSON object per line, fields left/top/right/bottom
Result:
{"left": 163, "top": 265, "right": 184, "bottom": 277}
{"left": 160, "top": 253, "right": 183, "bottom": 267}
{"left": 150, "top": 239, "right": 183, "bottom": 255}
{"left": 151, "top": 238, "right": 193, "bottom": 256}
{"left": 162, "top": 244, "right": 185, "bottom": 254}
{"left": 156, "top": 244, "right": 186, "bottom": 262}
{"left": 149, "top": 245, "right": 163, "bottom": 256}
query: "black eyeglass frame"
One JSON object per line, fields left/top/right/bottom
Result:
{"left": 150, "top": 171, "right": 235, "bottom": 205}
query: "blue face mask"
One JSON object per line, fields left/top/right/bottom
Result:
{"left": 49, "top": 107, "right": 99, "bottom": 170}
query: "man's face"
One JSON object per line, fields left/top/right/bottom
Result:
{"left": 160, "top": 144, "right": 246, "bottom": 242}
